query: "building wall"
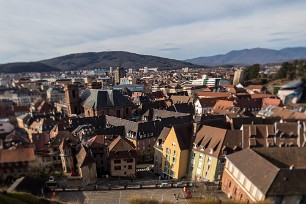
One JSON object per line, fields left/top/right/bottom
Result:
{"left": 60, "top": 149, "right": 74, "bottom": 173}
{"left": 0, "top": 160, "right": 40, "bottom": 181}
{"left": 129, "top": 137, "right": 156, "bottom": 163}
{"left": 233, "top": 70, "right": 244, "bottom": 85}
{"left": 65, "top": 84, "right": 81, "bottom": 115}
{"left": 79, "top": 163, "right": 97, "bottom": 185}
{"left": 0, "top": 119, "right": 14, "bottom": 134}
{"left": 84, "top": 106, "right": 132, "bottom": 119}
{"left": 222, "top": 160, "right": 265, "bottom": 203}
{"left": 191, "top": 151, "right": 219, "bottom": 182}
{"left": 153, "top": 147, "right": 163, "bottom": 174}
{"left": 178, "top": 150, "right": 189, "bottom": 178}
{"left": 161, "top": 128, "right": 189, "bottom": 179}
{"left": 110, "top": 157, "right": 136, "bottom": 177}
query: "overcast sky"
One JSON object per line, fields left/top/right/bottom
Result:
{"left": 1, "top": 0, "right": 306, "bottom": 63}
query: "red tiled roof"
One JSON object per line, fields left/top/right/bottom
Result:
{"left": 0, "top": 147, "right": 35, "bottom": 163}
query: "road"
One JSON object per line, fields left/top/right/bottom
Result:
{"left": 56, "top": 188, "right": 188, "bottom": 204}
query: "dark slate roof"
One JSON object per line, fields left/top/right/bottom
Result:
{"left": 172, "top": 123, "right": 193, "bottom": 150}
{"left": 113, "top": 84, "right": 144, "bottom": 92}
{"left": 267, "top": 169, "right": 306, "bottom": 196}
{"left": 226, "top": 147, "right": 306, "bottom": 196}
{"left": 68, "top": 116, "right": 106, "bottom": 130}
{"left": 49, "top": 131, "right": 78, "bottom": 148}
{"left": 253, "top": 147, "right": 306, "bottom": 169}
{"left": 157, "top": 127, "right": 171, "bottom": 141}
{"left": 166, "top": 103, "right": 195, "bottom": 114}
{"left": 142, "top": 109, "right": 191, "bottom": 121}
{"left": 226, "top": 148, "right": 279, "bottom": 195}
{"left": 83, "top": 89, "right": 132, "bottom": 109}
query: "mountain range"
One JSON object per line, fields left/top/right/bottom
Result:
{"left": 0, "top": 51, "right": 198, "bottom": 73}
{"left": 1, "top": 47, "right": 306, "bottom": 73}
{"left": 186, "top": 47, "right": 306, "bottom": 66}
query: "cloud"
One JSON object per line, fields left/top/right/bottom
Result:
{"left": 0, "top": 0, "right": 306, "bottom": 62}
{"left": 159, "top": 48, "right": 181, "bottom": 51}
{"left": 267, "top": 38, "right": 290, "bottom": 42}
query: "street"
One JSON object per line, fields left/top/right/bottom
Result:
{"left": 56, "top": 188, "right": 188, "bottom": 204}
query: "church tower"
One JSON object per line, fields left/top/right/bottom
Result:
{"left": 65, "top": 83, "right": 81, "bottom": 115}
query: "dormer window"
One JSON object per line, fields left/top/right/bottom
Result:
{"left": 209, "top": 148, "right": 213, "bottom": 154}
{"left": 280, "top": 132, "right": 285, "bottom": 138}
{"left": 193, "top": 143, "right": 197, "bottom": 149}
{"left": 172, "top": 142, "right": 176, "bottom": 147}
{"left": 289, "top": 132, "right": 295, "bottom": 138}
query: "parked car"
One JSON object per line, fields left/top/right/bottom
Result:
{"left": 187, "top": 182, "right": 196, "bottom": 187}
{"left": 174, "top": 182, "right": 184, "bottom": 187}
{"left": 49, "top": 176, "right": 55, "bottom": 181}
{"left": 159, "top": 182, "right": 170, "bottom": 188}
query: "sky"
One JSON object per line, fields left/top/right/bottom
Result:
{"left": 1, "top": 0, "right": 306, "bottom": 63}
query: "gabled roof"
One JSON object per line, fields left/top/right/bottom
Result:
{"left": 83, "top": 89, "right": 132, "bottom": 109}
{"left": 86, "top": 135, "right": 105, "bottom": 148}
{"left": 227, "top": 148, "right": 306, "bottom": 196}
{"left": 108, "top": 136, "right": 135, "bottom": 152}
{"left": 171, "top": 123, "right": 193, "bottom": 150}
{"left": 253, "top": 147, "right": 306, "bottom": 169}
{"left": 108, "top": 136, "right": 137, "bottom": 159}
{"left": 76, "top": 145, "right": 95, "bottom": 168}
{"left": 170, "top": 95, "right": 193, "bottom": 104}
{"left": 196, "top": 98, "right": 219, "bottom": 107}
{"left": 157, "top": 127, "right": 171, "bottom": 141}
{"left": 49, "top": 131, "right": 78, "bottom": 148}
{"left": 193, "top": 125, "right": 241, "bottom": 157}
{"left": 226, "top": 148, "right": 279, "bottom": 195}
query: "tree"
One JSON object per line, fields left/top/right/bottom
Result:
{"left": 243, "top": 64, "right": 260, "bottom": 81}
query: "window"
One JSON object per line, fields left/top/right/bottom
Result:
{"left": 173, "top": 150, "right": 177, "bottom": 157}
{"left": 172, "top": 157, "right": 176, "bottom": 164}
{"left": 227, "top": 180, "right": 231, "bottom": 188}
{"left": 233, "top": 186, "right": 237, "bottom": 195}
{"left": 114, "top": 159, "right": 121, "bottom": 164}
{"left": 199, "top": 154, "right": 203, "bottom": 161}
{"left": 127, "top": 158, "right": 133, "bottom": 163}
{"left": 237, "top": 171, "right": 241, "bottom": 181}
{"left": 128, "top": 165, "right": 132, "bottom": 169}
{"left": 114, "top": 166, "right": 121, "bottom": 170}
{"left": 196, "top": 168, "right": 202, "bottom": 175}
{"left": 166, "top": 148, "right": 171, "bottom": 154}
{"left": 243, "top": 177, "right": 247, "bottom": 187}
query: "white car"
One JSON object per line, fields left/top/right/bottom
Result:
{"left": 159, "top": 182, "right": 169, "bottom": 188}
{"left": 49, "top": 176, "right": 55, "bottom": 181}
{"left": 174, "top": 182, "right": 183, "bottom": 187}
